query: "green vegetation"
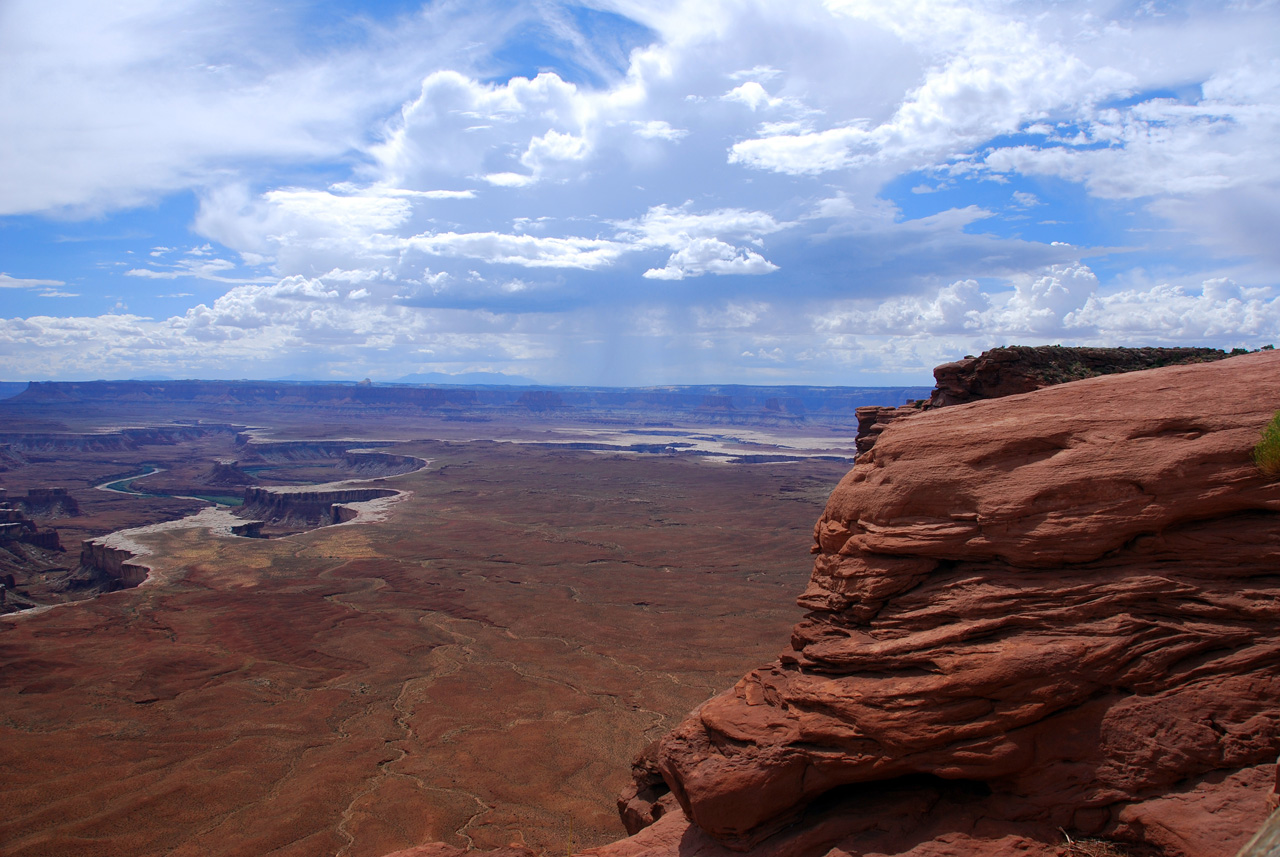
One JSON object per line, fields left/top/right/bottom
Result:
{"left": 1253, "top": 411, "right": 1280, "bottom": 477}
{"left": 187, "top": 495, "right": 245, "bottom": 506}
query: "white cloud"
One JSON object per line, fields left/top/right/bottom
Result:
{"left": 997, "top": 262, "right": 1100, "bottom": 334}
{"left": 722, "top": 82, "right": 784, "bottom": 111}
{"left": 815, "top": 262, "right": 1279, "bottom": 349}
{"left": 0, "top": 273, "right": 65, "bottom": 289}
{"left": 817, "top": 277, "right": 989, "bottom": 335}
{"left": 617, "top": 203, "right": 792, "bottom": 280}
{"left": 727, "top": 1, "right": 1130, "bottom": 177}
{"left": 0, "top": 280, "right": 558, "bottom": 379}
{"left": 404, "top": 231, "right": 629, "bottom": 269}
{"left": 616, "top": 204, "right": 791, "bottom": 246}
{"left": 631, "top": 120, "right": 688, "bottom": 141}
{"left": 695, "top": 301, "right": 768, "bottom": 329}
{"left": 3, "top": 0, "right": 1279, "bottom": 383}
{"left": 0, "top": 0, "right": 527, "bottom": 215}
{"left": 482, "top": 172, "right": 538, "bottom": 188}
{"left": 124, "top": 252, "right": 268, "bottom": 284}
{"left": 642, "top": 238, "right": 779, "bottom": 280}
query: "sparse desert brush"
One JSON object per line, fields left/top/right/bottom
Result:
{"left": 1253, "top": 411, "right": 1280, "bottom": 477}
{"left": 1060, "top": 830, "right": 1150, "bottom": 857}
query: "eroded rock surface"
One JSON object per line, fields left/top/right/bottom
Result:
{"left": 236, "top": 485, "right": 400, "bottom": 532}
{"left": 645, "top": 351, "right": 1280, "bottom": 857}
{"left": 855, "top": 345, "right": 1234, "bottom": 455}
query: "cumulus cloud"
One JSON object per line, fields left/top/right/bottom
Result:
{"left": 816, "top": 262, "right": 1279, "bottom": 349}
{"left": 642, "top": 238, "right": 778, "bottom": 280}
{"left": 2, "top": 0, "right": 1279, "bottom": 383}
{"left": 728, "top": 1, "right": 1127, "bottom": 176}
{"left": 0, "top": 0, "right": 536, "bottom": 215}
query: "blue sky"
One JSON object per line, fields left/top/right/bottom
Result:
{"left": 2, "top": 0, "right": 1278, "bottom": 385}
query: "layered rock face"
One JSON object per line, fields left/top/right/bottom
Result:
{"left": 855, "top": 345, "right": 1233, "bottom": 455}
{"left": 928, "top": 344, "right": 1231, "bottom": 407}
{"left": 78, "top": 539, "right": 148, "bottom": 586}
{"left": 645, "top": 351, "right": 1280, "bottom": 857}
{"left": 237, "top": 485, "right": 400, "bottom": 531}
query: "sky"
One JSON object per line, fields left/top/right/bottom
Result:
{"left": 1, "top": 0, "right": 1278, "bottom": 386}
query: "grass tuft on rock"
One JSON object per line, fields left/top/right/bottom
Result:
{"left": 1254, "top": 411, "right": 1280, "bottom": 478}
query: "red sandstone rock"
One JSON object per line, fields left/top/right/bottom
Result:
{"left": 619, "top": 741, "right": 683, "bottom": 835}
{"left": 854, "top": 345, "right": 1233, "bottom": 456}
{"left": 927, "top": 344, "right": 1230, "bottom": 408}
{"left": 647, "top": 351, "right": 1280, "bottom": 857}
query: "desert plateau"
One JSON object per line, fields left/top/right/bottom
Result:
{"left": 7, "top": 2, "right": 1280, "bottom": 854}
{"left": 2, "top": 347, "right": 1277, "bottom": 857}
{"left": 0, "top": 377, "right": 907, "bottom": 856}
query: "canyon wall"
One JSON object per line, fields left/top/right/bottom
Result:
{"left": 0, "top": 424, "right": 238, "bottom": 453}
{"left": 237, "top": 486, "right": 400, "bottom": 529}
{"left": 78, "top": 539, "right": 148, "bottom": 587}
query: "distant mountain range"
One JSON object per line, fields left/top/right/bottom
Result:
{"left": 4, "top": 378, "right": 934, "bottom": 428}
{"left": 0, "top": 382, "right": 29, "bottom": 400}
{"left": 392, "top": 371, "right": 540, "bottom": 386}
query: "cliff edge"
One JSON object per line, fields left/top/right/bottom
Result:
{"left": 855, "top": 345, "right": 1234, "bottom": 455}
{"left": 616, "top": 350, "right": 1280, "bottom": 857}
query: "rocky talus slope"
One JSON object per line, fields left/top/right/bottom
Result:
{"left": 592, "top": 350, "right": 1280, "bottom": 857}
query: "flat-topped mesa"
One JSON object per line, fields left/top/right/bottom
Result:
{"left": 237, "top": 486, "right": 399, "bottom": 530}
{"left": 643, "top": 351, "right": 1280, "bottom": 857}
{"left": 17, "top": 486, "right": 81, "bottom": 517}
{"left": 233, "top": 440, "right": 424, "bottom": 478}
{"left": 855, "top": 345, "right": 1236, "bottom": 456}
{"left": 0, "top": 424, "right": 237, "bottom": 454}
{"left": 0, "top": 495, "right": 65, "bottom": 550}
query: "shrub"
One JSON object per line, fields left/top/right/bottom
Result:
{"left": 1253, "top": 411, "right": 1280, "bottom": 477}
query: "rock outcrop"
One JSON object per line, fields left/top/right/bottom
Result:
{"left": 929, "top": 344, "right": 1232, "bottom": 408}
{"left": 855, "top": 345, "right": 1236, "bottom": 456}
{"left": 0, "top": 424, "right": 237, "bottom": 453}
{"left": 77, "top": 538, "right": 149, "bottom": 587}
{"left": 203, "top": 460, "right": 255, "bottom": 486}
{"left": 624, "top": 350, "right": 1280, "bottom": 857}
{"left": 0, "top": 491, "right": 65, "bottom": 550}
{"left": 15, "top": 486, "right": 81, "bottom": 518}
{"left": 237, "top": 485, "right": 399, "bottom": 531}
{"left": 233, "top": 440, "right": 425, "bottom": 478}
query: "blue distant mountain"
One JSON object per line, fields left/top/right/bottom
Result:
{"left": 0, "top": 381, "right": 29, "bottom": 400}
{"left": 393, "top": 371, "right": 539, "bottom": 386}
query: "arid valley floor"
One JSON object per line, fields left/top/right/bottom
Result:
{"left": 0, "top": 383, "right": 881, "bottom": 857}
{"left": 5, "top": 353, "right": 1277, "bottom": 857}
